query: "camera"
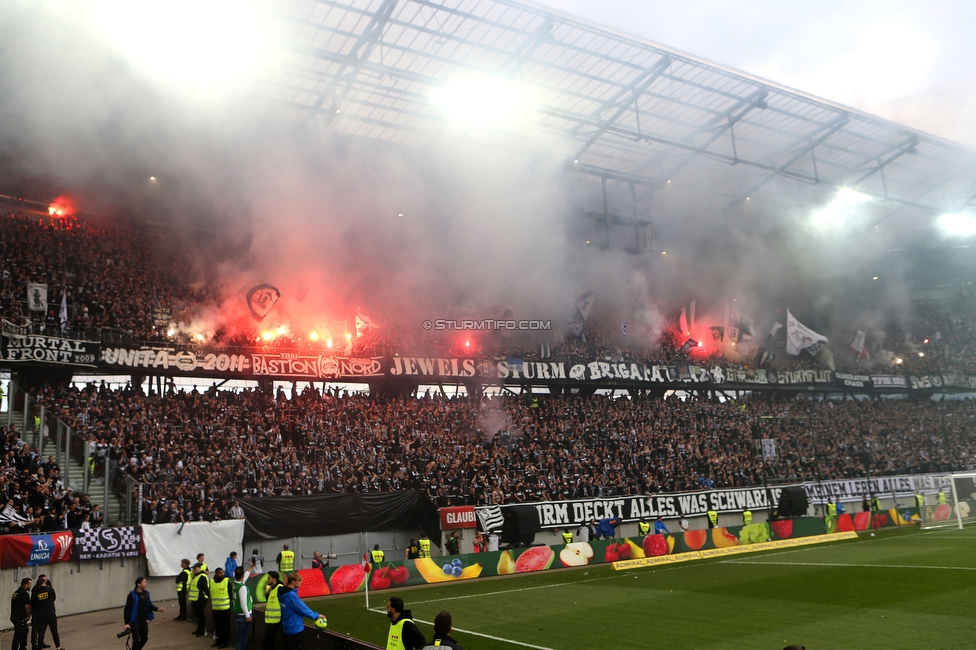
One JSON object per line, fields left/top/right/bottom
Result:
{"left": 117, "top": 629, "right": 131, "bottom": 639}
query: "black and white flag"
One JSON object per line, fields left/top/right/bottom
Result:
{"left": 475, "top": 505, "right": 504, "bottom": 532}
{"left": 27, "top": 283, "right": 47, "bottom": 312}
{"left": 72, "top": 526, "right": 141, "bottom": 560}
{"left": 786, "top": 309, "right": 828, "bottom": 357}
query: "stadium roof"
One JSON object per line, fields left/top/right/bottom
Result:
{"left": 261, "top": 0, "right": 976, "bottom": 232}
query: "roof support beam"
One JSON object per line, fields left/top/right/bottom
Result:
{"left": 728, "top": 113, "right": 850, "bottom": 206}
{"left": 848, "top": 136, "right": 918, "bottom": 187}
{"left": 570, "top": 55, "right": 672, "bottom": 159}
{"left": 303, "top": 0, "right": 399, "bottom": 125}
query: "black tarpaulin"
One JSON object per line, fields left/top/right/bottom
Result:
{"left": 239, "top": 491, "right": 441, "bottom": 544}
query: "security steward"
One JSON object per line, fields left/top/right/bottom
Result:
{"left": 189, "top": 563, "right": 211, "bottom": 637}
{"left": 560, "top": 529, "right": 572, "bottom": 546}
{"left": 422, "top": 611, "right": 463, "bottom": 650}
{"left": 827, "top": 500, "right": 837, "bottom": 517}
{"left": 372, "top": 544, "right": 386, "bottom": 564}
{"left": 211, "top": 567, "right": 232, "bottom": 648}
{"left": 31, "top": 575, "right": 60, "bottom": 650}
{"left": 637, "top": 519, "right": 650, "bottom": 536}
{"left": 386, "top": 597, "right": 427, "bottom": 650}
{"left": 914, "top": 491, "right": 925, "bottom": 509}
{"left": 175, "top": 558, "right": 192, "bottom": 621}
{"left": 262, "top": 572, "right": 283, "bottom": 650}
{"left": 938, "top": 489, "right": 948, "bottom": 505}
{"left": 10, "top": 577, "right": 31, "bottom": 650}
{"left": 742, "top": 508, "right": 753, "bottom": 525}
{"left": 871, "top": 495, "right": 882, "bottom": 512}
{"left": 706, "top": 508, "right": 718, "bottom": 529}
{"left": 277, "top": 544, "right": 295, "bottom": 573}
{"left": 418, "top": 534, "right": 431, "bottom": 559}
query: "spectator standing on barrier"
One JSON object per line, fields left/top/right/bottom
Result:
{"left": 262, "top": 571, "right": 283, "bottom": 650}
{"left": 124, "top": 577, "right": 163, "bottom": 650}
{"left": 279, "top": 573, "right": 328, "bottom": 650}
{"left": 190, "top": 563, "right": 211, "bottom": 637}
{"left": 385, "top": 597, "right": 426, "bottom": 650}
{"left": 421, "top": 611, "right": 463, "bottom": 650}
{"left": 232, "top": 567, "right": 252, "bottom": 650}
{"left": 277, "top": 544, "right": 295, "bottom": 573}
{"left": 175, "top": 559, "right": 191, "bottom": 621}
{"left": 225, "top": 552, "right": 239, "bottom": 577}
{"left": 10, "top": 577, "right": 32, "bottom": 650}
{"left": 211, "top": 567, "right": 232, "bottom": 648}
{"left": 30, "top": 575, "right": 61, "bottom": 650}
{"left": 418, "top": 534, "right": 431, "bottom": 559}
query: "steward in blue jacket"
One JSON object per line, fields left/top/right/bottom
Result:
{"left": 278, "top": 575, "right": 327, "bottom": 641}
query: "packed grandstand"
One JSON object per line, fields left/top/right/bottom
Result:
{"left": 0, "top": 208, "right": 973, "bottom": 532}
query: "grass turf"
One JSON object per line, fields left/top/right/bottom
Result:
{"left": 307, "top": 525, "right": 976, "bottom": 649}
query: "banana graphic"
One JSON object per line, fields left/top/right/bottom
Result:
{"left": 624, "top": 539, "right": 645, "bottom": 559}
{"left": 413, "top": 558, "right": 484, "bottom": 583}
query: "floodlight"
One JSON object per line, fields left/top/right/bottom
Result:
{"left": 936, "top": 213, "right": 976, "bottom": 237}
{"left": 810, "top": 188, "right": 872, "bottom": 230}
{"left": 430, "top": 75, "right": 535, "bottom": 126}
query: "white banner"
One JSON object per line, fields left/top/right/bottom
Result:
{"left": 141, "top": 519, "right": 244, "bottom": 576}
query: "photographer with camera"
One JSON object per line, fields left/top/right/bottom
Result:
{"left": 31, "top": 575, "right": 62, "bottom": 650}
{"left": 123, "top": 577, "right": 164, "bottom": 650}
{"left": 10, "top": 577, "right": 32, "bottom": 650}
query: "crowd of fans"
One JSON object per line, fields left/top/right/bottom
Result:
{"left": 0, "top": 381, "right": 964, "bottom": 526}
{"left": 3, "top": 209, "right": 976, "bottom": 375}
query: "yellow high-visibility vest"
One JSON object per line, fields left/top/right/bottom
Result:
{"left": 188, "top": 573, "right": 208, "bottom": 602}
{"left": 211, "top": 578, "right": 231, "bottom": 611}
{"left": 638, "top": 522, "right": 650, "bottom": 535}
{"left": 387, "top": 617, "right": 415, "bottom": 650}
{"left": 176, "top": 568, "right": 191, "bottom": 592}
{"left": 418, "top": 539, "right": 431, "bottom": 558}
{"left": 279, "top": 550, "right": 295, "bottom": 573}
{"left": 265, "top": 585, "right": 282, "bottom": 624}
{"left": 742, "top": 509, "right": 753, "bottom": 525}
{"left": 371, "top": 549, "right": 385, "bottom": 563}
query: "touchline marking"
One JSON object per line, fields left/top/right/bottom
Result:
{"left": 723, "top": 560, "right": 976, "bottom": 571}
{"left": 368, "top": 608, "right": 558, "bottom": 650}
{"left": 378, "top": 574, "right": 623, "bottom": 607}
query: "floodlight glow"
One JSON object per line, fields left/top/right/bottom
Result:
{"left": 810, "top": 188, "right": 873, "bottom": 230}
{"left": 90, "top": 1, "right": 269, "bottom": 92}
{"left": 936, "top": 213, "right": 976, "bottom": 237}
{"left": 430, "top": 75, "right": 535, "bottom": 126}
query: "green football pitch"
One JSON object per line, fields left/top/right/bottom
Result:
{"left": 307, "top": 525, "right": 976, "bottom": 649}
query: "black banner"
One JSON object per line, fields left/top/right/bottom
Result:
{"left": 71, "top": 526, "right": 141, "bottom": 560}
{"left": 238, "top": 491, "right": 440, "bottom": 543}
{"left": 1, "top": 334, "right": 99, "bottom": 366}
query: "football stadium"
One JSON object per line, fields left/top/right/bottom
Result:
{"left": 1, "top": 1, "right": 976, "bottom": 649}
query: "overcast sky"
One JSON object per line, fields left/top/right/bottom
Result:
{"left": 553, "top": 0, "right": 976, "bottom": 149}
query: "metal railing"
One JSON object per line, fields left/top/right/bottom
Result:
{"left": 4, "top": 384, "right": 141, "bottom": 527}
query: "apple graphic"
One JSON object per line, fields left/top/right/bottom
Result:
{"left": 559, "top": 542, "right": 594, "bottom": 567}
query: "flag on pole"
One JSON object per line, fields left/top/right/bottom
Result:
{"left": 59, "top": 290, "right": 68, "bottom": 334}
{"left": 849, "top": 330, "right": 866, "bottom": 357}
{"left": 786, "top": 309, "right": 828, "bottom": 356}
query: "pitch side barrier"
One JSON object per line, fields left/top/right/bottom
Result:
{"left": 242, "top": 517, "right": 876, "bottom": 603}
